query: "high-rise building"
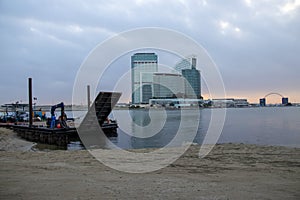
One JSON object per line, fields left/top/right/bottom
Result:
{"left": 174, "top": 56, "right": 197, "bottom": 72}
{"left": 153, "top": 73, "right": 185, "bottom": 99}
{"left": 174, "top": 56, "right": 201, "bottom": 98}
{"left": 182, "top": 67, "right": 201, "bottom": 98}
{"left": 181, "top": 58, "right": 201, "bottom": 99}
{"left": 131, "top": 53, "right": 158, "bottom": 104}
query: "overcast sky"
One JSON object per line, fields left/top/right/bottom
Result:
{"left": 0, "top": 0, "right": 299, "bottom": 104}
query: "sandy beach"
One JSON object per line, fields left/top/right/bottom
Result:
{"left": 0, "top": 127, "right": 299, "bottom": 200}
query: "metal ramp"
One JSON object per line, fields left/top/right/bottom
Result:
{"left": 93, "top": 92, "right": 122, "bottom": 126}
{"left": 77, "top": 91, "right": 121, "bottom": 149}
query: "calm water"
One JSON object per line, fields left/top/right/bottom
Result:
{"left": 5, "top": 107, "right": 298, "bottom": 149}
{"left": 105, "top": 107, "right": 300, "bottom": 149}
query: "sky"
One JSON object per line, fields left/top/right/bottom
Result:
{"left": 0, "top": 0, "right": 299, "bottom": 104}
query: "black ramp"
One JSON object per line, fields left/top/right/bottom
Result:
{"left": 77, "top": 92, "right": 121, "bottom": 149}
{"left": 94, "top": 92, "right": 122, "bottom": 126}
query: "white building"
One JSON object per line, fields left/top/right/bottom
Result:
{"left": 153, "top": 73, "right": 185, "bottom": 98}
{"left": 211, "top": 98, "right": 249, "bottom": 108}
{"left": 131, "top": 53, "right": 158, "bottom": 104}
{"left": 149, "top": 98, "right": 203, "bottom": 108}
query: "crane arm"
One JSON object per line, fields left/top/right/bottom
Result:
{"left": 51, "top": 102, "right": 64, "bottom": 117}
{"left": 50, "top": 102, "right": 68, "bottom": 129}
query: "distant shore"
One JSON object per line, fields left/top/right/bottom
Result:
{"left": 1, "top": 103, "right": 300, "bottom": 113}
{"left": 0, "top": 127, "right": 299, "bottom": 200}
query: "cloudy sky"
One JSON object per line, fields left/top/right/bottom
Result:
{"left": 0, "top": 0, "right": 299, "bottom": 104}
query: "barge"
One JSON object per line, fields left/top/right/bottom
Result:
{"left": 1, "top": 91, "right": 122, "bottom": 148}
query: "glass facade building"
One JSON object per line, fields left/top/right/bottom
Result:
{"left": 174, "top": 56, "right": 201, "bottom": 99}
{"left": 131, "top": 53, "right": 158, "bottom": 104}
{"left": 153, "top": 73, "right": 185, "bottom": 98}
{"left": 182, "top": 66, "right": 201, "bottom": 99}
{"left": 174, "top": 56, "right": 197, "bottom": 72}
{"left": 282, "top": 97, "right": 288, "bottom": 105}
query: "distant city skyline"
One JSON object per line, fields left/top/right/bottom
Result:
{"left": 0, "top": 1, "right": 299, "bottom": 105}
{"left": 131, "top": 52, "right": 202, "bottom": 104}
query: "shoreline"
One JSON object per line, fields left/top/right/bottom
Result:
{"left": 0, "top": 127, "right": 35, "bottom": 151}
{"left": 0, "top": 127, "right": 299, "bottom": 199}
{"left": 0, "top": 127, "right": 298, "bottom": 151}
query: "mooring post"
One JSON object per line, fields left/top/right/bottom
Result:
{"left": 87, "top": 85, "right": 91, "bottom": 109}
{"left": 28, "top": 78, "right": 33, "bottom": 127}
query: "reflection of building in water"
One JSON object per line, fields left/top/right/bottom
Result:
{"left": 131, "top": 53, "right": 158, "bottom": 104}
{"left": 153, "top": 73, "right": 185, "bottom": 99}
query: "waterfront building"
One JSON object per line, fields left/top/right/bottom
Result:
{"left": 153, "top": 73, "right": 185, "bottom": 99}
{"left": 260, "top": 98, "right": 266, "bottom": 107}
{"left": 233, "top": 99, "right": 249, "bottom": 107}
{"left": 149, "top": 98, "right": 203, "bottom": 108}
{"left": 174, "top": 56, "right": 201, "bottom": 99}
{"left": 182, "top": 66, "right": 201, "bottom": 99}
{"left": 131, "top": 53, "right": 158, "bottom": 104}
{"left": 211, "top": 98, "right": 249, "bottom": 108}
{"left": 282, "top": 97, "right": 288, "bottom": 105}
{"left": 174, "top": 56, "right": 197, "bottom": 72}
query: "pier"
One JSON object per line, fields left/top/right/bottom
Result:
{"left": 0, "top": 121, "right": 119, "bottom": 147}
{"left": 0, "top": 79, "right": 122, "bottom": 148}
{"left": 12, "top": 125, "right": 78, "bottom": 146}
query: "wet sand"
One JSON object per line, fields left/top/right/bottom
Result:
{"left": 0, "top": 127, "right": 35, "bottom": 151}
{"left": 0, "top": 128, "right": 299, "bottom": 199}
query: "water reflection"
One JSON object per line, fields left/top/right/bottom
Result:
{"left": 69, "top": 107, "right": 300, "bottom": 149}
{"left": 113, "top": 107, "right": 300, "bottom": 149}
{"left": 114, "top": 108, "right": 200, "bottom": 149}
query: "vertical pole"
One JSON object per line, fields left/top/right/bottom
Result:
{"left": 87, "top": 85, "right": 91, "bottom": 109}
{"left": 28, "top": 78, "right": 33, "bottom": 127}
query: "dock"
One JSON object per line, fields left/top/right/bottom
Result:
{"left": 0, "top": 91, "right": 122, "bottom": 148}
{"left": 12, "top": 125, "right": 78, "bottom": 146}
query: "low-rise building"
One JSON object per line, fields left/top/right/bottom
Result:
{"left": 211, "top": 98, "right": 249, "bottom": 108}
{"left": 149, "top": 98, "right": 203, "bottom": 108}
